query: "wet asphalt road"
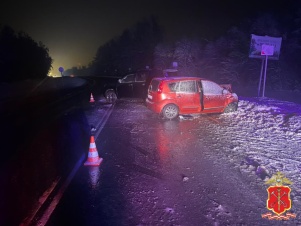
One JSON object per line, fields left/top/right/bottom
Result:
{"left": 44, "top": 99, "right": 297, "bottom": 226}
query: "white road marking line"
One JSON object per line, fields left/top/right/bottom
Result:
{"left": 95, "top": 103, "right": 115, "bottom": 140}
{"left": 35, "top": 153, "right": 85, "bottom": 226}
{"left": 20, "top": 178, "right": 61, "bottom": 226}
{"left": 30, "top": 101, "right": 114, "bottom": 226}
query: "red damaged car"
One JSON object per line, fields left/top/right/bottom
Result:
{"left": 146, "top": 77, "right": 238, "bottom": 119}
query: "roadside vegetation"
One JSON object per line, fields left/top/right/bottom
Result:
{"left": 1, "top": 7, "right": 301, "bottom": 92}
{"left": 88, "top": 11, "right": 301, "bottom": 91}
{"left": 0, "top": 25, "right": 52, "bottom": 82}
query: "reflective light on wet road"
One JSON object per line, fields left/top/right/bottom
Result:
{"left": 88, "top": 166, "right": 101, "bottom": 189}
{"left": 31, "top": 101, "right": 114, "bottom": 226}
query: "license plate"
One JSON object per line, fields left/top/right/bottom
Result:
{"left": 148, "top": 94, "right": 152, "bottom": 100}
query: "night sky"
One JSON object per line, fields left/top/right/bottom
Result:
{"left": 0, "top": 0, "right": 293, "bottom": 76}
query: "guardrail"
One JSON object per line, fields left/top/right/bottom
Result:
{"left": 0, "top": 79, "right": 91, "bottom": 226}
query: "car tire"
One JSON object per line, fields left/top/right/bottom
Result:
{"left": 224, "top": 102, "right": 238, "bottom": 113}
{"left": 105, "top": 89, "right": 117, "bottom": 103}
{"left": 162, "top": 104, "right": 179, "bottom": 120}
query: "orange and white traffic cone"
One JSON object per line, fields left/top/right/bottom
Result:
{"left": 84, "top": 136, "right": 103, "bottom": 166}
{"left": 90, "top": 93, "right": 95, "bottom": 103}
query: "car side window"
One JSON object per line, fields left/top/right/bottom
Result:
{"left": 202, "top": 80, "right": 223, "bottom": 95}
{"left": 178, "top": 81, "right": 197, "bottom": 93}
{"left": 197, "top": 81, "right": 203, "bottom": 92}
{"left": 136, "top": 73, "right": 146, "bottom": 82}
{"left": 122, "top": 74, "right": 135, "bottom": 83}
{"left": 168, "top": 82, "right": 178, "bottom": 92}
{"left": 149, "top": 79, "right": 160, "bottom": 91}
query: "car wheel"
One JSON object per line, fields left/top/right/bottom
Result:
{"left": 105, "top": 90, "right": 117, "bottom": 103}
{"left": 162, "top": 104, "right": 179, "bottom": 120}
{"left": 224, "top": 102, "right": 238, "bottom": 113}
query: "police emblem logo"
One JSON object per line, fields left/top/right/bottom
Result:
{"left": 262, "top": 171, "right": 297, "bottom": 220}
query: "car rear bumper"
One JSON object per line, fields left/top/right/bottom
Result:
{"left": 146, "top": 98, "right": 162, "bottom": 113}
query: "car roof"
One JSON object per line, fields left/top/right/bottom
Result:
{"left": 152, "top": 76, "right": 205, "bottom": 81}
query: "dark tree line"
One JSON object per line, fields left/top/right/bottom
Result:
{"left": 153, "top": 10, "right": 301, "bottom": 90}
{"left": 0, "top": 25, "right": 52, "bottom": 83}
{"left": 2, "top": 8, "right": 301, "bottom": 91}
{"left": 90, "top": 9, "right": 301, "bottom": 91}
{"left": 91, "top": 16, "right": 163, "bottom": 76}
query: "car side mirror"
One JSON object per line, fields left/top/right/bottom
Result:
{"left": 118, "top": 79, "right": 122, "bottom": 83}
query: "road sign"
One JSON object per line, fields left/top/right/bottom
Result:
{"left": 249, "top": 34, "right": 282, "bottom": 60}
{"left": 261, "top": 44, "right": 274, "bottom": 56}
{"left": 58, "top": 67, "right": 64, "bottom": 73}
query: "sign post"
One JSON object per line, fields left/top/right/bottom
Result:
{"left": 58, "top": 67, "right": 64, "bottom": 77}
{"left": 261, "top": 44, "right": 274, "bottom": 97}
{"left": 249, "top": 34, "right": 282, "bottom": 98}
{"left": 258, "top": 59, "right": 265, "bottom": 97}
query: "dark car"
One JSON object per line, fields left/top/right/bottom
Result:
{"left": 104, "top": 69, "right": 165, "bottom": 102}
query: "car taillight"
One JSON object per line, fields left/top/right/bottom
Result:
{"left": 157, "top": 82, "right": 163, "bottom": 94}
